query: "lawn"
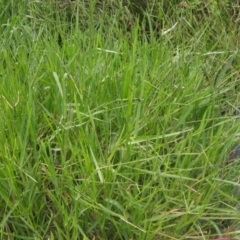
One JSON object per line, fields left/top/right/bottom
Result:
{"left": 1, "top": 0, "right": 240, "bottom": 239}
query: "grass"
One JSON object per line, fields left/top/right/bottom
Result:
{"left": 1, "top": 0, "right": 240, "bottom": 239}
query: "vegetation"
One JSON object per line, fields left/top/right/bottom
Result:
{"left": 1, "top": 0, "right": 240, "bottom": 239}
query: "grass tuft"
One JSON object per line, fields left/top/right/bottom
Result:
{"left": 1, "top": 0, "right": 240, "bottom": 239}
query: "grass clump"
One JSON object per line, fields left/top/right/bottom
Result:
{"left": 1, "top": 0, "right": 240, "bottom": 239}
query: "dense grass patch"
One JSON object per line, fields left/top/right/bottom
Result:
{"left": 1, "top": 0, "right": 240, "bottom": 239}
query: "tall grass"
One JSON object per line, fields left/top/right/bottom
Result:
{"left": 0, "top": 0, "right": 240, "bottom": 239}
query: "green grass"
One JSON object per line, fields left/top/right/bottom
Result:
{"left": 1, "top": 0, "right": 240, "bottom": 239}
